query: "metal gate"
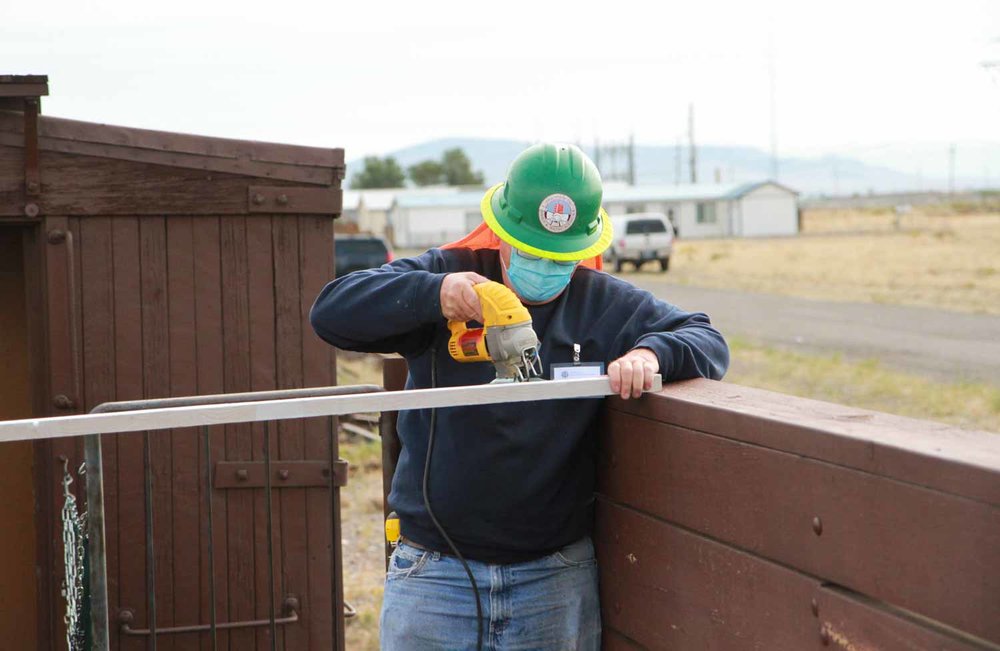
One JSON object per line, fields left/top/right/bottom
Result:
{"left": 77, "top": 385, "right": 381, "bottom": 650}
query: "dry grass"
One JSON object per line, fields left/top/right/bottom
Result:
{"left": 339, "top": 436, "right": 386, "bottom": 651}
{"left": 627, "top": 209, "right": 1000, "bottom": 315}
{"left": 726, "top": 337, "right": 1000, "bottom": 434}
{"left": 335, "top": 352, "right": 386, "bottom": 651}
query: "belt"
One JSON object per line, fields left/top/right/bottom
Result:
{"left": 399, "top": 536, "right": 452, "bottom": 556}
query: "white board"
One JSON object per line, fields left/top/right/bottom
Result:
{"left": 0, "top": 376, "right": 662, "bottom": 443}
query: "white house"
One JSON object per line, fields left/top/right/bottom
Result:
{"left": 387, "top": 181, "right": 799, "bottom": 248}
{"left": 602, "top": 181, "right": 799, "bottom": 239}
{"left": 342, "top": 186, "right": 463, "bottom": 240}
{"left": 389, "top": 190, "right": 491, "bottom": 248}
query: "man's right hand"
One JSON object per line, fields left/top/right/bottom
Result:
{"left": 440, "top": 272, "right": 489, "bottom": 322}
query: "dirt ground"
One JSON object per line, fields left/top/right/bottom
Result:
{"left": 627, "top": 210, "right": 1000, "bottom": 316}
{"left": 336, "top": 353, "right": 386, "bottom": 651}
{"left": 339, "top": 438, "right": 386, "bottom": 651}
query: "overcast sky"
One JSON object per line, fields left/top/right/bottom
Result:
{"left": 4, "top": 0, "right": 998, "bottom": 161}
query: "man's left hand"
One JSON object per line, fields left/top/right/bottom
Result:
{"left": 608, "top": 348, "right": 659, "bottom": 400}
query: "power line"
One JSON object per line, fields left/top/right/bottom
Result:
{"left": 768, "top": 31, "right": 779, "bottom": 180}
{"left": 674, "top": 136, "right": 682, "bottom": 185}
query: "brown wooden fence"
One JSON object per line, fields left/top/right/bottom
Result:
{"left": 597, "top": 379, "right": 1000, "bottom": 650}
{"left": 382, "top": 358, "right": 1000, "bottom": 650}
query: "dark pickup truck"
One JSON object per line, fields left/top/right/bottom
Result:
{"left": 335, "top": 235, "right": 394, "bottom": 276}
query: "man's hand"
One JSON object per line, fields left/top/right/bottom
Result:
{"left": 608, "top": 348, "right": 659, "bottom": 400}
{"left": 440, "top": 272, "right": 490, "bottom": 322}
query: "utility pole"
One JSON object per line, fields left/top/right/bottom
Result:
{"left": 948, "top": 143, "right": 956, "bottom": 194}
{"left": 768, "top": 31, "right": 779, "bottom": 180}
{"left": 593, "top": 138, "right": 601, "bottom": 171}
{"left": 674, "top": 136, "right": 682, "bottom": 185}
{"left": 627, "top": 133, "right": 636, "bottom": 185}
{"left": 688, "top": 103, "right": 697, "bottom": 183}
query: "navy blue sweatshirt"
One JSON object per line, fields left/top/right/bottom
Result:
{"left": 310, "top": 247, "right": 729, "bottom": 563}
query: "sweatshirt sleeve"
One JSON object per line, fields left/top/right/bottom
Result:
{"left": 604, "top": 281, "right": 730, "bottom": 381}
{"left": 309, "top": 250, "right": 448, "bottom": 356}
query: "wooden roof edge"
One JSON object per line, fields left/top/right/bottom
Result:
{"left": 613, "top": 378, "right": 1000, "bottom": 505}
{"left": 0, "top": 110, "right": 344, "bottom": 170}
{"left": 0, "top": 75, "right": 49, "bottom": 98}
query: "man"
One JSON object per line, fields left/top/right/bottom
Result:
{"left": 311, "top": 143, "right": 728, "bottom": 650}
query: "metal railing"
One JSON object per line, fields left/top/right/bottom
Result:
{"left": 76, "top": 384, "right": 383, "bottom": 651}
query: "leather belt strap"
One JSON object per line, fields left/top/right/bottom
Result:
{"left": 399, "top": 536, "right": 450, "bottom": 555}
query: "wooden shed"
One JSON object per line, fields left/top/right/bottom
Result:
{"left": 0, "top": 76, "right": 346, "bottom": 650}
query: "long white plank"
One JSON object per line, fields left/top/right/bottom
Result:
{"left": 0, "top": 375, "right": 662, "bottom": 443}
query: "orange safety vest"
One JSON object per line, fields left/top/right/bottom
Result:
{"left": 440, "top": 223, "right": 604, "bottom": 271}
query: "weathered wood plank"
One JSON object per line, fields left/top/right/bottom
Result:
{"left": 816, "top": 585, "right": 992, "bottom": 651}
{"left": 24, "top": 224, "right": 56, "bottom": 651}
{"left": 596, "top": 500, "right": 820, "bottom": 650}
{"left": 6, "top": 149, "right": 248, "bottom": 216}
{"left": 111, "top": 217, "right": 146, "bottom": 651}
{"left": 246, "top": 215, "right": 279, "bottom": 651}
{"left": 598, "top": 409, "right": 1000, "bottom": 644}
{"left": 0, "top": 111, "right": 340, "bottom": 165}
{"left": 0, "top": 112, "right": 343, "bottom": 185}
{"left": 597, "top": 501, "right": 992, "bottom": 651}
{"left": 273, "top": 216, "right": 309, "bottom": 651}
{"left": 612, "top": 380, "right": 1000, "bottom": 505}
{"left": 78, "top": 217, "right": 118, "bottom": 648}
{"left": 165, "top": 216, "right": 201, "bottom": 642}
{"left": 191, "top": 216, "right": 229, "bottom": 650}
{"left": 0, "top": 146, "right": 342, "bottom": 217}
{"left": 300, "top": 216, "right": 337, "bottom": 649}
{"left": 220, "top": 215, "right": 256, "bottom": 650}
{"left": 140, "top": 216, "right": 175, "bottom": 649}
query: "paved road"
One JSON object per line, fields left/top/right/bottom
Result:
{"left": 629, "top": 278, "right": 1000, "bottom": 385}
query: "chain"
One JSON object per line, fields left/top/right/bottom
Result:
{"left": 59, "top": 457, "right": 88, "bottom": 651}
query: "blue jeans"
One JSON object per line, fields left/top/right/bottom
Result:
{"left": 380, "top": 537, "right": 601, "bottom": 651}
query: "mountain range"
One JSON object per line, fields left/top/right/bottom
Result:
{"left": 346, "top": 138, "right": 999, "bottom": 197}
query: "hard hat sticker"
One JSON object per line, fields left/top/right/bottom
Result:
{"left": 538, "top": 194, "right": 577, "bottom": 233}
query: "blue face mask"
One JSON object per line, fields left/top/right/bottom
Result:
{"left": 503, "top": 249, "right": 578, "bottom": 302}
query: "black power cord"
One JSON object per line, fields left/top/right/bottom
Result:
{"left": 422, "top": 349, "right": 484, "bottom": 651}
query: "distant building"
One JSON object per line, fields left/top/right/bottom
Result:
{"left": 387, "top": 181, "right": 799, "bottom": 249}
{"left": 389, "top": 190, "right": 487, "bottom": 248}
{"left": 343, "top": 186, "right": 463, "bottom": 242}
{"left": 602, "top": 181, "right": 800, "bottom": 239}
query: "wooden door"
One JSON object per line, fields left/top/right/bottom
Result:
{"left": 0, "top": 226, "right": 39, "bottom": 650}
{"left": 37, "top": 214, "right": 342, "bottom": 650}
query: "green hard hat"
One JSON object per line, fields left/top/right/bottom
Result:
{"left": 481, "top": 143, "right": 613, "bottom": 261}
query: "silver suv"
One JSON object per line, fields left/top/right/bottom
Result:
{"left": 604, "top": 213, "right": 675, "bottom": 272}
